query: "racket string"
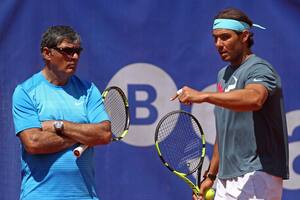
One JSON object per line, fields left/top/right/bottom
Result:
{"left": 157, "top": 112, "right": 203, "bottom": 175}
{"left": 104, "top": 90, "right": 127, "bottom": 138}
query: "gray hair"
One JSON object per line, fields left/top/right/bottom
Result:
{"left": 40, "top": 25, "right": 81, "bottom": 52}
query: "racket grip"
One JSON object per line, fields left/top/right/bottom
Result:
{"left": 73, "top": 144, "right": 88, "bottom": 158}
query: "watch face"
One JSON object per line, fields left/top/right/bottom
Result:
{"left": 54, "top": 121, "right": 63, "bottom": 129}
{"left": 207, "top": 173, "right": 216, "bottom": 181}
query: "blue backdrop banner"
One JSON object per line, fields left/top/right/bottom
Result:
{"left": 1, "top": 1, "right": 299, "bottom": 199}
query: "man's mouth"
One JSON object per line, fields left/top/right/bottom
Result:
{"left": 67, "top": 63, "right": 76, "bottom": 68}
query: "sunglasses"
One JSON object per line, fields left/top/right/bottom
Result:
{"left": 52, "top": 47, "right": 83, "bottom": 56}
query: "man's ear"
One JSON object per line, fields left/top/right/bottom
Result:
{"left": 42, "top": 47, "right": 52, "bottom": 61}
{"left": 241, "top": 30, "right": 250, "bottom": 43}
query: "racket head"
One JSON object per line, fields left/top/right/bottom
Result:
{"left": 102, "top": 86, "right": 130, "bottom": 141}
{"left": 154, "top": 110, "right": 206, "bottom": 191}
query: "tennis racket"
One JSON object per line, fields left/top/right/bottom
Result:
{"left": 155, "top": 110, "right": 212, "bottom": 199}
{"left": 73, "top": 86, "right": 130, "bottom": 157}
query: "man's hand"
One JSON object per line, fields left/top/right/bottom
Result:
{"left": 192, "top": 194, "right": 200, "bottom": 200}
{"left": 170, "top": 86, "right": 208, "bottom": 105}
{"left": 199, "top": 178, "right": 215, "bottom": 200}
{"left": 41, "top": 120, "right": 55, "bottom": 132}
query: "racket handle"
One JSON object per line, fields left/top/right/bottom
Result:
{"left": 73, "top": 144, "right": 88, "bottom": 158}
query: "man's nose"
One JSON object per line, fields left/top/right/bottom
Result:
{"left": 71, "top": 52, "right": 80, "bottom": 59}
{"left": 215, "top": 38, "right": 223, "bottom": 48}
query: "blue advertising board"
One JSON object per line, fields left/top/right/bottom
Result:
{"left": 0, "top": 1, "right": 299, "bottom": 199}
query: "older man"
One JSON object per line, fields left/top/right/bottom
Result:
{"left": 12, "top": 25, "right": 112, "bottom": 200}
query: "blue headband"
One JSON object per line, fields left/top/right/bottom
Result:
{"left": 213, "top": 18, "right": 266, "bottom": 32}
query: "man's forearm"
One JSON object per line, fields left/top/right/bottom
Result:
{"left": 204, "top": 84, "right": 267, "bottom": 112}
{"left": 62, "top": 120, "right": 112, "bottom": 146}
{"left": 19, "top": 129, "right": 77, "bottom": 154}
{"left": 174, "top": 84, "right": 268, "bottom": 112}
{"left": 208, "top": 140, "right": 219, "bottom": 176}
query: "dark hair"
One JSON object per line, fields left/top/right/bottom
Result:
{"left": 40, "top": 25, "right": 81, "bottom": 52}
{"left": 214, "top": 8, "right": 254, "bottom": 47}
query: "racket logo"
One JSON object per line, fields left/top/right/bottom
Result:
{"left": 154, "top": 110, "right": 215, "bottom": 198}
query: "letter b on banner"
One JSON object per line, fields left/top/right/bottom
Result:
{"left": 128, "top": 84, "right": 158, "bottom": 125}
{"left": 105, "top": 63, "right": 179, "bottom": 146}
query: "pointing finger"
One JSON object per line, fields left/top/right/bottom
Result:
{"left": 170, "top": 88, "right": 183, "bottom": 101}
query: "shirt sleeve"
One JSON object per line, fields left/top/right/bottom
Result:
{"left": 86, "top": 83, "right": 110, "bottom": 123}
{"left": 245, "top": 63, "right": 278, "bottom": 95}
{"left": 12, "top": 85, "right": 41, "bottom": 135}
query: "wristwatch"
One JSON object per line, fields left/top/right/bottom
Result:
{"left": 203, "top": 170, "right": 217, "bottom": 181}
{"left": 206, "top": 173, "right": 217, "bottom": 181}
{"left": 53, "top": 121, "right": 64, "bottom": 135}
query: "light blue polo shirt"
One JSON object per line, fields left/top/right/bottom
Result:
{"left": 12, "top": 71, "right": 109, "bottom": 200}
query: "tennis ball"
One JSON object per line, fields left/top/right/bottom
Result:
{"left": 204, "top": 188, "right": 215, "bottom": 200}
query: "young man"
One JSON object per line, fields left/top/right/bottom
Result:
{"left": 172, "top": 8, "right": 289, "bottom": 200}
{"left": 12, "top": 25, "right": 112, "bottom": 200}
